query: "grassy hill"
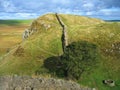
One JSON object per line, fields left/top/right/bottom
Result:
{"left": 0, "top": 14, "right": 120, "bottom": 90}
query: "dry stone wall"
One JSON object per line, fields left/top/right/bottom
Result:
{"left": 0, "top": 76, "right": 94, "bottom": 90}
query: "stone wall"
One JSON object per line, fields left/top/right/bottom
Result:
{"left": 0, "top": 76, "right": 93, "bottom": 90}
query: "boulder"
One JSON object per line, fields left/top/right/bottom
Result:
{"left": 103, "top": 79, "right": 115, "bottom": 87}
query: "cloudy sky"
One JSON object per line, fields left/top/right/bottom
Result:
{"left": 0, "top": 0, "right": 120, "bottom": 20}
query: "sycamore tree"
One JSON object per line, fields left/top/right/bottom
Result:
{"left": 60, "top": 41, "right": 100, "bottom": 80}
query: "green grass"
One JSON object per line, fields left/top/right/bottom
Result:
{"left": 0, "top": 13, "right": 120, "bottom": 90}
{"left": 78, "top": 55, "right": 120, "bottom": 90}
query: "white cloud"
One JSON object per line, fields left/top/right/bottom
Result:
{"left": 0, "top": 0, "right": 17, "bottom": 12}
{"left": 52, "top": 0, "right": 70, "bottom": 4}
{"left": 86, "top": 12, "right": 93, "bottom": 15}
{"left": 0, "top": 12, "right": 38, "bottom": 19}
{"left": 100, "top": 7, "right": 120, "bottom": 12}
{"left": 15, "top": 13, "right": 38, "bottom": 18}
{"left": 99, "top": 7, "right": 120, "bottom": 15}
{"left": 83, "top": 3, "right": 94, "bottom": 9}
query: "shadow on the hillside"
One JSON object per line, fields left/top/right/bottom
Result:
{"left": 42, "top": 56, "right": 65, "bottom": 77}
{"left": 44, "top": 56, "right": 60, "bottom": 71}
{"left": 36, "top": 56, "right": 64, "bottom": 77}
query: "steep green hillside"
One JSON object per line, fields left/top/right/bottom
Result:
{"left": 0, "top": 14, "right": 120, "bottom": 90}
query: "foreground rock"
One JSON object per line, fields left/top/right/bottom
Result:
{"left": 103, "top": 79, "right": 115, "bottom": 87}
{"left": 0, "top": 76, "right": 93, "bottom": 90}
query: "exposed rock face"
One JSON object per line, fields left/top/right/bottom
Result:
{"left": 22, "top": 28, "right": 37, "bottom": 40}
{"left": 0, "top": 76, "right": 93, "bottom": 90}
{"left": 22, "top": 29, "right": 30, "bottom": 40}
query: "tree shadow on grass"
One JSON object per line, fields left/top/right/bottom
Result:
{"left": 43, "top": 56, "right": 65, "bottom": 77}
{"left": 44, "top": 56, "right": 60, "bottom": 72}
{"left": 34, "top": 56, "right": 64, "bottom": 77}
{"left": 35, "top": 56, "right": 65, "bottom": 78}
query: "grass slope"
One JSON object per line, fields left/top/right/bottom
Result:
{"left": 0, "top": 14, "right": 120, "bottom": 90}
{"left": 0, "top": 20, "right": 33, "bottom": 56}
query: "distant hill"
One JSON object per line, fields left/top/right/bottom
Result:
{"left": 0, "top": 13, "right": 120, "bottom": 90}
{"left": 0, "top": 19, "right": 33, "bottom": 26}
{"left": 105, "top": 20, "right": 120, "bottom": 22}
